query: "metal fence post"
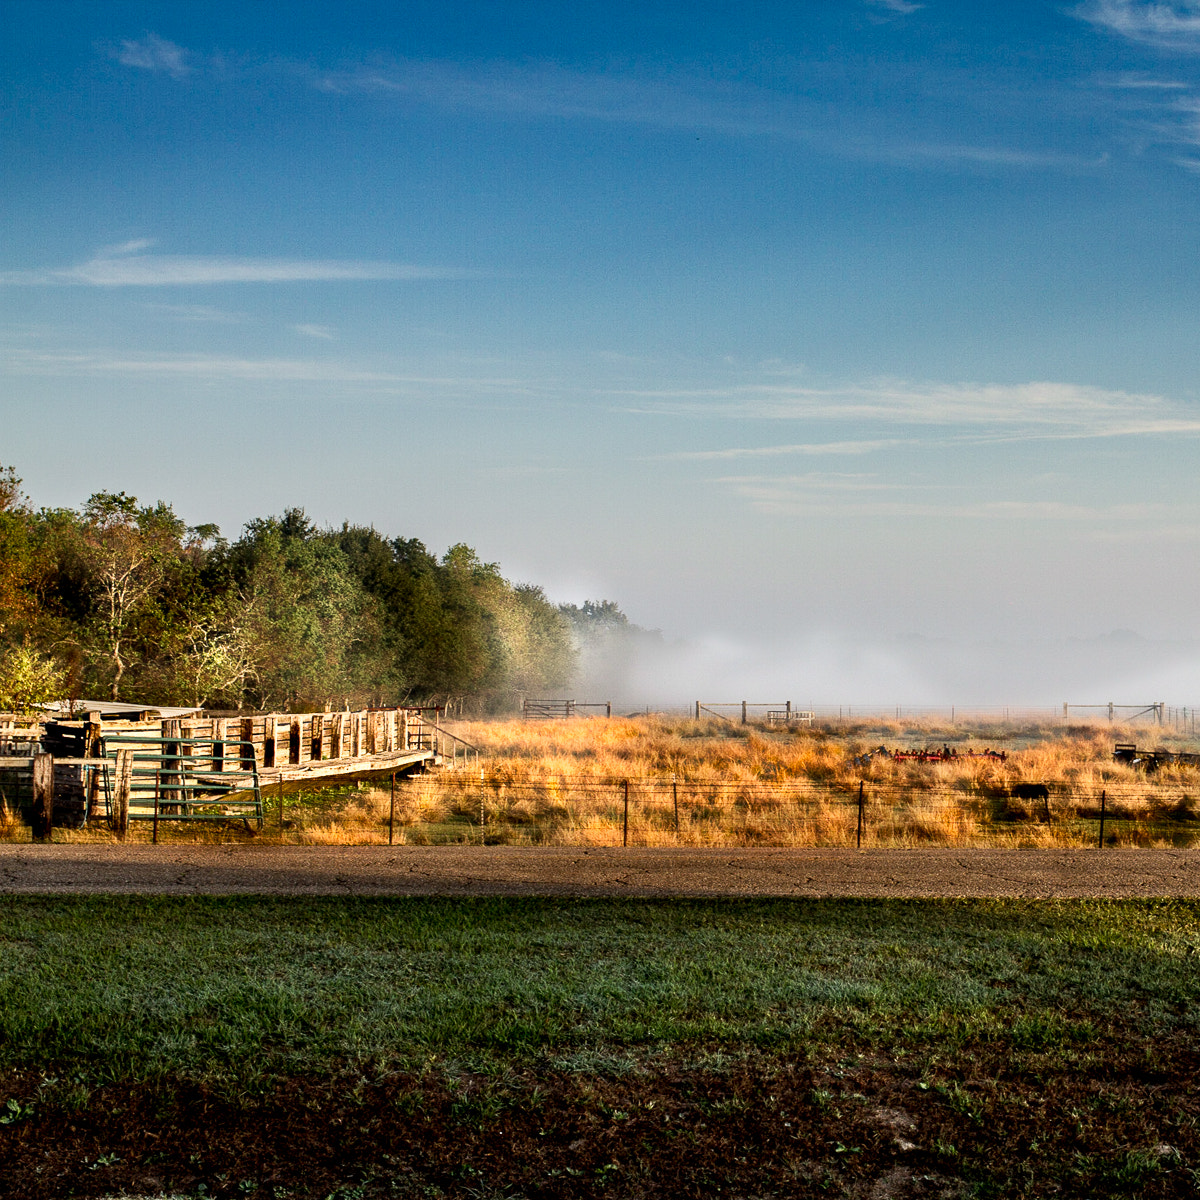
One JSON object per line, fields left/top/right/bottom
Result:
{"left": 152, "top": 769, "right": 161, "bottom": 845}
{"left": 389, "top": 772, "right": 396, "bottom": 846}
{"left": 623, "top": 780, "right": 629, "bottom": 847}
{"left": 856, "top": 781, "right": 865, "bottom": 849}
{"left": 673, "top": 776, "right": 679, "bottom": 833}
{"left": 1098, "top": 789, "right": 1106, "bottom": 849}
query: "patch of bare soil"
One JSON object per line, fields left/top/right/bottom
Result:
{"left": 4, "top": 844, "right": 1200, "bottom": 897}
{"left": 4, "top": 1037, "right": 1200, "bottom": 1199}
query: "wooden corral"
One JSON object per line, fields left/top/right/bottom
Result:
{"left": 1, "top": 706, "right": 480, "bottom": 832}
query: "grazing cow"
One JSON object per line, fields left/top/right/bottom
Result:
{"left": 1010, "top": 782, "right": 1052, "bottom": 821}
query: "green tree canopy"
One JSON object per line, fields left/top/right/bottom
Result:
{"left": 0, "top": 471, "right": 582, "bottom": 713}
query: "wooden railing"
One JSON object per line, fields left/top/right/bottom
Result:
{"left": 431, "top": 722, "right": 482, "bottom": 770}
{"left": 92, "top": 707, "right": 441, "bottom": 771}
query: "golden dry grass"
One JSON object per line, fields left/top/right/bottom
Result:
{"left": 14, "top": 713, "right": 1199, "bottom": 848}
{"left": 374, "top": 714, "right": 1200, "bottom": 849}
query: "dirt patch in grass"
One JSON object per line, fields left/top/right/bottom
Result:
{"left": 5, "top": 896, "right": 1200, "bottom": 1197}
{"left": 4, "top": 1035, "right": 1200, "bottom": 1199}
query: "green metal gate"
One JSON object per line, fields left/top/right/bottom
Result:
{"left": 100, "top": 734, "right": 263, "bottom": 831}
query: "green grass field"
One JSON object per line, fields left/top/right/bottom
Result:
{"left": 3, "top": 897, "right": 1200, "bottom": 1198}
{"left": 1, "top": 896, "right": 1197, "bottom": 1081}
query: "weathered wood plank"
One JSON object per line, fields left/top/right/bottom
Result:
{"left": 30, "top": 752, "right": 54, "bottom": 841}
{"left": 213, "top": 717, "right": 226, "bottom": 773}
{"left": 85, "top": 714, "right": 103, "bottom": 820}
{"left": 266, "top": 748, "right": 434, "bottom": 785}
{"left": 113, "top": 749, "right": 133, "bottom": 839}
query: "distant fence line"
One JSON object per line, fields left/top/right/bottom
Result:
{"left": 683, "top": 703, "right": 1198, "bottom": 731}
{"left": 515, "top": 701, "right": 1199, "bottom": 730}
{"left": 523, "top": 700, "right": 612, "bottom": 720}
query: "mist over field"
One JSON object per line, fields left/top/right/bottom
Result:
{"left": 570, "top": 625, "right": 1200, "bottom": 711}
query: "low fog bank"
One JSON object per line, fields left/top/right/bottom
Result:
{"left": 568, "top": 628, "right": 1200, "bottom": 713}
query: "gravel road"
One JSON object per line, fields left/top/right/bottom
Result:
{"left": 2, "top": 844, "right": 1200, "bottom": 897}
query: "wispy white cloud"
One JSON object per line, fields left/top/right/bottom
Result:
{"left": 620, "top": 379, "right": 1200, "bottom": 440}
{"left": 0, "top": 348, "right": 541, "bottom": 397}
{"left": 720, "top": 473, "right": 1179, "bottom": 520}
{"left": 881, "top": 143, "right": 1105, "bottom": 168}
{"left": 1086, "top": 522, "right": 1200, "bottom": 541}
{"left": 100, "top": 237, "right": 158, "bottom": 255}
{"left": 144, "top": 302, "right": 247, "bottom": 323}
{"left": 1104, "top": 72, "right": 1190, "bottom": 88}
{"left": 1077, "top": 1, "right": 1200, "bottom": 51}
{"left": 0, "top": 246, "right": 471, "bottom": 287}
{"left": 308, "top": 58, "right": 1096, "bottom": 172}
{"left": 100, "top": 36, "right": 1102, "bottom": 174}
{"left": 719, "top": 472, "right": 914, "bottom": 493}
{"left": 659, "top": 439, "right": 911, "bottom": 461}
{"left": 1088, "top": 67, "right": 1200, "bottom": 161}
{"left": 865, "top": 0, "right": 924, "bottom": 14}
{"left": 115, "top": 34, "right": 193, "bottom": 79}
{"left": 294, "top": 323, "right": 336, "bottom": 339}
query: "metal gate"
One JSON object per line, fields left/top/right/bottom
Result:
{"left": 100, "top": 734, "right": 263, "bottom": 830}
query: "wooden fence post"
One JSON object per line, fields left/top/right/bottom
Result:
{"left": 212, "top": 717, "right": 226, "bottom": 773}
{"left": 30, "top": 752, "right": 54, "bottom": 842}
{"left": 264, "top": 715, "right": 278, "bottom": 768}
{"left": 241, "top": 717, "right": 257, "bottom": 771}
{"left": 741, "top": 701, "right": 747, "bottom": 725}
{"left": 85, "top": 712, "right": 103, "bottom": 822}
{"left": 113, "top": 749, "right": 132, "bottom": 840}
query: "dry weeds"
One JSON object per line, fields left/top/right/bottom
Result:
{"left": 19, "top": 714, "right": 1200, "bottom": 849}
{"left": 374, "top": 715, "right": 1200, "bottom": 850}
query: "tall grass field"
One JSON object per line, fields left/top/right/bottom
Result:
{"left": 31, "top": 713, "right": 1192, "bottom": 849}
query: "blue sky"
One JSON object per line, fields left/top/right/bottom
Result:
{"left": 3, "top": 1, "right": 1200, "bottom": 702}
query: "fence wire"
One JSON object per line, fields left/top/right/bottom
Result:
{"left": 388, "top": 775, "right": 1200, "bottom": 849}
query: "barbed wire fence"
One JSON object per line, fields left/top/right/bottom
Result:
{"left": 393, "top": 773, "right": 1200, "bottom": 850}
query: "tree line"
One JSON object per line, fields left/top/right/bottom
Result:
{"left": 0, "top": 466, "right": 604, "bottom": 714}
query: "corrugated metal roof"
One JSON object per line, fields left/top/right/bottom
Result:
{"left": 40, "top": 700, "right": 204, "bottom": 720}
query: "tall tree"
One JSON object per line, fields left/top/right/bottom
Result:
{"left": 77, "top": 493, "right": 187, "bottom": 700}
{"left": 227, "top": 510, "right": 378, "bottom": 710}
{"left": 0, "top": 467, "right": 38, "bottom": 639}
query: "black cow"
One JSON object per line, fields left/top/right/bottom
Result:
{"left": 1010, "top": 782, "right": 1051, "bottom": 821}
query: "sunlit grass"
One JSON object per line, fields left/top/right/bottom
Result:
{"left": 2, "top": 896, "right": 1199, "bottom": 1084}
{"left": 13, "top": 713, "right": 1200, "bottom": 847}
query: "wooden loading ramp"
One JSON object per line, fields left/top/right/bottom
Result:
{"left": 262, "top": 746, "right": 437, "bottom": 790}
